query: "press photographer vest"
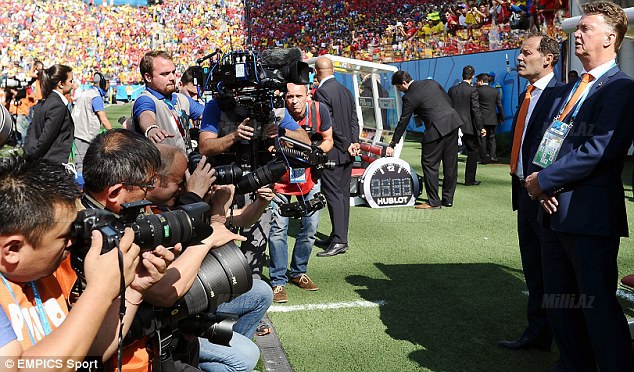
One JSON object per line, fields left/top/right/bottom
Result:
{"left": 274, "top": 101, "right": 322, "bottom": 196}
{"left": 72, "top": 87, "right": 102, "bottom": 142}
{"left": 136, "top": 91, "right": 193, "bottom": 154}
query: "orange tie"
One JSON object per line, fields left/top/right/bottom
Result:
{"left": 557, "top": 73, "right": 593, "bottom": 121}
{"left": 510, "top": 85, "right": 535, "bottom": 175}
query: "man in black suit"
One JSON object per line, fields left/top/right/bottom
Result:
{"left": 525, "top": 3, "right": 634, "bottom": 370}
{"left": 476, "top": 73, "right": 504, "bottom": 163}
{"left": 448, "top": 65, "right": 484, "bottom": 186}
{"left": 499, "top": 32, "right": 562, "bottom": 353}
{"left": 312, "top": 56, "right": 360, "bottom": 257}
{"left": 386, "top": 71, "right": 463, "bottom": 209}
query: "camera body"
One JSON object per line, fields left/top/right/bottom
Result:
{"left": 279, "top": 192, "right": 326, "bottom": 218}
{"left": 70, "top": 200, "right": 212, "bottom": 278}
{"left": 276, "top": 135, "right": 336, "bottom": 171}
{"left": 187, "top": 151, "right": 287, "bottom": 195}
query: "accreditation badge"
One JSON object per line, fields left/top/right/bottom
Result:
{"left": 289, "top": 168, "right": 307, "bottom": 183}
{"left": 532, "top": 120, "right": 572, "bottom": 168}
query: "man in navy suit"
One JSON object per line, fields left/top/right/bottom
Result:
{"left": 387, "top": 71, "right": 463, "bottom": 209}
{"left": 448, "top": 65, "right": 484, "bottom": 185}
{"left": 525, "top": 2, "right": 634, "bottom": 370}
{"left": 499, "top": 32, "right": 562, "bottom": 353}
{"left": 312, "top": 56, "right": 360, "bottom": 257}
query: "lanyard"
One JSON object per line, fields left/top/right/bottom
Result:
{"left": 558, "top": 62, "right": 617, "bottom": 124}
{"left": 1, "top": 274, "right": 52, "bottom": 344}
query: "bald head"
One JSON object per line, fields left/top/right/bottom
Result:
{"left": 315, "top": 57, "right": 334, "bottom": 80}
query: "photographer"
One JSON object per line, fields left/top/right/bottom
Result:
{"left": 147, "top": 144, "right": 273, "bottom": 372}
{"left": 269, "top": 83, "right": 333, "bottom": 303}
{"left": 82, "top": 129, "right": 249, "bottom": 370}
{"left": 198, "top": 95, "right": 309, "bottom": 279}
{"left": 132, "top": 51, "right": 204, "bottom": 154}
{"left": 0, "top": 156, "right": 171, "bottom": 370}
{"left": 71, "top": 72, "right": 113, "bottom": 174}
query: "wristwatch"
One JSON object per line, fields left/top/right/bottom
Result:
{"left": 388, "top": 141, "right": 397, "bottom": 148}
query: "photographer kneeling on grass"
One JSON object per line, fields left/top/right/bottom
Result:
{"left": 0, "top": 156, "right": 172, "bottom": 371}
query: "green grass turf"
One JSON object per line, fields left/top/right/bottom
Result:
{"left": 105, "top": 102, "right": 134, "bottom": 127}
{"left": 265, "top": 138, "right": 634, "bottom": 372}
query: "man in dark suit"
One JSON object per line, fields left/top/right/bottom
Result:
{"left": 499, "top": 32, "right": 563, "bottom": 353}
{"left": 312, "top": 56, "right": 360, "bottom": 257}
{"left": 386, "top": 71, "right": 463, "bottom": 209}
{"left": 448, "top": 65, "right": 484, "bottom": 186}
{"left": 525, "top": 2, "right": 634, "bottom": 370}
{"left": 476, "top": 73, "right": 504, "bottom": 163}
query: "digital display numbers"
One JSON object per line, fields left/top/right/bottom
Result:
{"left": 370, "top": 177, "right": 413, "bottom": 198}
{"left": 359, "top": 157, "right": 421, "bottom": 208}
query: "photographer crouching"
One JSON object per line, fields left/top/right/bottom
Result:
{"left": 0, "top": 156, "right": 172, "bottom": 371}
{"left": 268, "top": 83, "right": 334, "bottom": 303}
{"left": 147, "top": 144, "right": 274, "bottom": 371}
{"left": 80, "top": 129, "right": 250, "bottom": 371}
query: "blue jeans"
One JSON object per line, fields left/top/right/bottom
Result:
{"left": 268, "top": 182, "right": 321, "bottom": 287}
{"left": 216, "top": 278, "right": 272, "bottom": 339}
{"left": 197, "top": 279, "right": 272, "bottom": 371}
{"left": 198, "top": 332, "right": 259, "bottom": 372}
{"left": 16, "top": 115, "right": 29, "bottom": 145}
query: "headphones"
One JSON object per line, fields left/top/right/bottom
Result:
{"left": 94, "top": 72, "right": 107, "bottom": 91}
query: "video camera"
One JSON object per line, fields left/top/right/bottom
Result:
{"left": 279, "top": 192, "right": 326, "bottom": 218}
{"left": 204, "top": 48, "right": 312, "bottom": 124}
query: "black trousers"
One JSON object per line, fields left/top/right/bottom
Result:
{"left": 462, "top": 133, "right": 479, "bottom": 183}
{"left": 321, "top": 161, "right": 352, "bottom": 244}
{"left": 540, "top": 228, "right": 634, "bottom": 371}
{"left": 421, "top": 129, "right": 458, "bottom": 206}
{"left": 479, "top": 125, "right": 497, "bottom": 161}
{"left": 516, "top": 190, "right": 552, "bottom": 343}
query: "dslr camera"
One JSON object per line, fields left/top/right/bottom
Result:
{"left": 279, "top": 192, "right": 326, "bottom": 218}
{"left": 70, "top": 200, "right": 212, "bottom": 277}
{"left": 188, "top": 151, "right": 287, "bottom": 195}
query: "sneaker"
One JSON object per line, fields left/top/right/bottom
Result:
{"left": 290, "top": 274, "right": 319, "bottom": 291}
{"left": 272, "top": 285, "right": 288, "bottom": 303}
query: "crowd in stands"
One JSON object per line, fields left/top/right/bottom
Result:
{"left": 252, "top": 0, "right": 568, "bottom": 62}
{"left": 1, "top": 0, "right": 568, "bottom": 84}
{"left": 0, "top": 0, "right": 246, "bottom": 84}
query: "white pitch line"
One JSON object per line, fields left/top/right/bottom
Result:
{"left": 268, "top": 300, "right": 386, "bottom": 313}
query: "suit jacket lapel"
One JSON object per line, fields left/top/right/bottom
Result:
{"left": 585, "top": 65, "right": 619, "bottom": 101}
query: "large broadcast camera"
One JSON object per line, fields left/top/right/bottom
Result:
{"left": 206, "top": 48, "right": 312, "bottom": 124}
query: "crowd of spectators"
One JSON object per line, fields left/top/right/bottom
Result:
{"left": 251, "top": 0, "right": 568, "bottom": 62}
{"left": 1, "top": 0, "right": 568, "bottom": 85}
{"left": 0, "top": 0, "right": 246, "bottom": 84}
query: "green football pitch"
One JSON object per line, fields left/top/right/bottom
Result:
{"left": 104, "top": 103, "right": 634, "bottom": 372}
{"left": 106, "top": 103, "right": 632, "bottom": 371}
